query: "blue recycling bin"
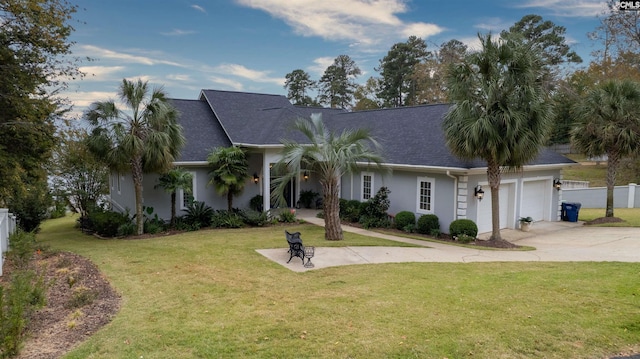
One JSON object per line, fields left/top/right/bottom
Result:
{"left": 561, "top": 202, "right": 582, "bottom": 222}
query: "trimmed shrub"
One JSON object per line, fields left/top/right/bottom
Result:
{"left": 339, "top": 199, "right": 362, "bottom": 222}
{"left": 449, "top": 219, "right": 478, "bottom": 238}
{"left": 394, "top": 211, "right": 416, "bottom": 230}
{"left": 117, "top": 222, "right": 136, "bottom": 237}
{"left": 417, "top": 214, "right": 440, "bottom": 235}
{"left": 87, "top": 209, "right": 131, "bottom": 237}
{"left": 359, "top": 216, "right": 391, "bottom": 229}
{"left": 278, "top": 209, "right": 296, "bottom": 223}
{"left": 143, "top": 221, "right": 163, "bottom": 234}
{"left": 359, "top": 187, "right": 391, "bottom": 228}
{"left": 239, "top": 209, "right": 269, "bottom": 227}
{"left": 361, "top": 187, "right": 390, "bottom": 220}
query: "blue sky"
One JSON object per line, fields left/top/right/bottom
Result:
{"left": 63, "top": 0, "right": 607, "bottom": 117}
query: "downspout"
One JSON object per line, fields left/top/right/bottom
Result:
{"left": 446, "top": 171, "right": 458, "bottom": 221}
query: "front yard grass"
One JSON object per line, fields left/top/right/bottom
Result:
{"left": 37, "top": 216, "right": 640, "bottom": 359}
{"left": 579, "top": 208, "right": 640, "bottom": 226}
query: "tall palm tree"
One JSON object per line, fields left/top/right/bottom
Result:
{"left": 571, "top": 79, "right": 640, "bottom": 218}
{"left": 443, "top": 34, "right": 553, "bottom": 243}
{"left": 207, "top": 146, "right": 249, "bottom": 211}
{"left": 86, "top": 79, "right": 185, "bottom": 235}
{"left": 274, "top": 113, "right": 384, "bottom": 241}
{"left": 155, "top": 167, "right": 193, "bottom": 227}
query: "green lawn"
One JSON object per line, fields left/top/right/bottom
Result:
{"left": 579, "top": 208, "right": 640, "bottom": 226}
{"left": 562, "top": 155, "right": 639, "bottom": 187}
{"left": 37, "top": 216, "right": 640, "bottom": 359}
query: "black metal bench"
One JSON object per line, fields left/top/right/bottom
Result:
{"left": 285, "top": 230, "right": 305, "bottom": 264}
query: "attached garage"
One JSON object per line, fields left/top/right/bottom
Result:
{"left": 521, "top": 179, "right": 552, "bottom": 222}
{"left": 476, "top": 182, "right": 516, "bottom": 234}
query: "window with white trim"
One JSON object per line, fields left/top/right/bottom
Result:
{"left": 362, "top": 172, "right": 373, "bottom": 201}
{"left": 179, "top": 172, "right": 197, "bottom": 210}
{"left": 416, "top": 177, "right": 434, "bottom": 214}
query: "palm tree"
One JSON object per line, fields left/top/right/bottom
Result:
{"left": 443, "top": 34, "right": 553, "bottom": 244}
{"left": 207, "top": 146, "right": 249, "bottom": 211}
{"left": 571, "top": 79, "right": 640, "bottom": 218}
{"left": 86, "top": 79, "right": 185, "bottom": 235}
{"left": 274, "top": 113, "right": 384, "bottom": 241}
{"left": 155, "top": 167, "right": 193, "bottom": 228}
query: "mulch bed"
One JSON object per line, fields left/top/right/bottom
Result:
{"left": 0, "top": 251, "right": 120, "bottom": 359}
{"left": 342, "top": 221, "right": 521, "bottom": 249}
{"left": 584, "top": 217, "right": 625, "bottom": 225}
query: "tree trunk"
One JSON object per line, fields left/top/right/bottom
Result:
{"left": 323, "top": 177, "right": 343, "bottom": 240}
{"left": 487, "top": 159, "right": 502, "bottom": 242}
{"left": 170, "top": 191, "right": 176, "bottom": 228}
{"left": 131, "top": 156, "right": 144, "bottom": 235}
{"left": 606, "top": 151, "right": 619, "bottom": 218}
{"left": 227, "top": 191, "right": 233, "bottom": 212}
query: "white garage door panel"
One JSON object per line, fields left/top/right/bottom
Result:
{"left": 522, "top": 181, "right": 546, "bottom": 221}
{"left": 477, "top": 184, "right": 510, "bottom": 234}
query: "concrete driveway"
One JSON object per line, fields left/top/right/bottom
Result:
{"left": 256, "top": 215, "right": 640, "bottom": 272}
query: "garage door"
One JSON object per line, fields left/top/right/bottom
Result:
{"left": 477, "top": 183, "right": 512, "bottom": 234}
{"left": 522, "top": 180, "right": 547, "bottom": 222}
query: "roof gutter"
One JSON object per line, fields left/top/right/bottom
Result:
{"left": 356, "top": 162, "right": 470, "bottom": 174}
{"left": 464, "top": 163, "right": 577, "bottom": 175}
{"left": 233, "top": 143, "right": 286, "bottom": 149}
{"left": 173, "top": 161, "right": 209, "bottom": 167}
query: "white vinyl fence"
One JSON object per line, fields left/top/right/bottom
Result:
{"left": 563, "top": 183, "right": 640, "bottom": 208}
{"left": 0, "top": 208, "right": 18, "bottom": 276}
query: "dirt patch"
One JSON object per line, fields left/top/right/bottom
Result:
{"left": 585, "top": 217, "right": 625, "bottom": 225}
{"left": 1, "top": 251, "right": 120, "bottom": 359}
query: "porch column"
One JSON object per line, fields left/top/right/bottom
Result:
{"left": 262, "top": 153, "right": 271, "bottom": 212}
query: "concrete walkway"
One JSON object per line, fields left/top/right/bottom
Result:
{"left": 256, "top": 210, "right": 640, "bottom": 272}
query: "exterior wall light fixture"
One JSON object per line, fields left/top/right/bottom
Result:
{"left": 474, "top": 185, "right": 485, "bottom": 201}
{"left": 553, "top": 178, "right": 562, "bottom": 191}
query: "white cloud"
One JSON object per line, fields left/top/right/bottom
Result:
{"left": 473, "top": 17, "right": 512, "bottom": 33}
{"left": 167, "top": 74, "right": 192, "bottom": 82}
{"left": 457, "top": 35, "right": 483, "bottom": 52}
{"left": 401, "top": 22, "right": 445, "bottom": 39}
{"left": 161, "top": 29, "right": 197, "bottom": 36}
{"left": 214, "top": 64, "right": 285, "bottom": 86}
{"left": 514, "top": 0, "right": 606, "bottom": 17}
{"left": 208, "top": 76, "right": 244, "bottom": 91}
{"left": 78, "top": 45, "right": 186, "bottom": 68}
{"left": 65, "top": 91, "right": 117, "bottom": 112}
{"left": 124, "top": 75, "right": 156, "bottom": 83}
{"left": 308, "top": 57, "right": 335, "bottom": 76}
{"left": 191, "top": 4, "right": 206, "bottom": 13}
{"left": 234, "top": 0, "right": 443, "bottom": 47}
{"left": 79, "top": 66, "right": 125, "bottom": 81}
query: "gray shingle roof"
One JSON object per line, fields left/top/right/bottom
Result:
{"left": 325, "top": 104, "right": 575, "bottom": 168}
{"left": 174, "top": 90, "right": 574, "bottom": 169}
{"left": 169, "top": 98, "right": 231, "bottom": 162}
{"left": 200, "top": 90, "right": 345, "bottom": 145}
